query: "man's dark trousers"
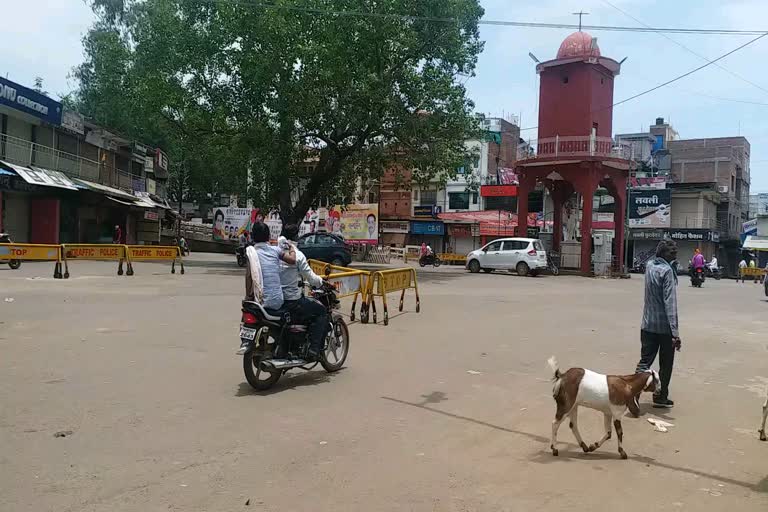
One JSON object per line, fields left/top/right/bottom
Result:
{"left": 636, "top": 330, "right": 675, "bottom": 399}
{"left": 284, "top": 297, "right": 327, "bottom": 354}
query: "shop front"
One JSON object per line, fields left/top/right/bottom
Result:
{"left": 446, "top": 222, "right": 480, "bottom": 255}
{"left": 409, "top": 220, "right": 445, "bottom": 251}
{"left": 380, "top": 220, "right": 410, "bottom": 247}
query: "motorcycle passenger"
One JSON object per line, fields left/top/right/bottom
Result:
{"left": 708, "top": 255, "right": 718, "bottom": 272}
{"left": 278, "top": 224, "right": 327, "bottom": 361}
{"left": 248, "top": 222, "right": 296, "bottom": 313}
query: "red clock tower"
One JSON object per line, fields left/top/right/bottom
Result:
{"left": 516, "top": 31, "right": 631, "bottom": 273}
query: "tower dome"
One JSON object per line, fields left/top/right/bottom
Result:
{"left": 556, "top": 31, "right": 601, "bottom": 59}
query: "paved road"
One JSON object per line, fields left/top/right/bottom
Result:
{"left": 1, "top": 255, "right": 766, "bottom": 511}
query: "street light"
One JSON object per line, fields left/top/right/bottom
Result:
{"left": 528, "top": 52, "right": 540, "bottom": 64}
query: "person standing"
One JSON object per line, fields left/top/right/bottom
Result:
{"left": 637, "top": 239, "right": 682, "bottom": 409}
{"left": 112, "top": 224, "right": 123, "bottom": 244}
{"left": 739, "top": 257, "right": 748, "bottom": 283}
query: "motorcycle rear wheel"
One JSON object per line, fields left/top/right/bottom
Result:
{"left": 321, "top": 318, "right": 349, "bottom": 372}
{"left": 243, "top": 352, "right": 282, "bottom": 390}
{"left": 433, "top": 258, "right": 442, "bottom": 267}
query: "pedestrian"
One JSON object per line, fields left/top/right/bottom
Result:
{"left": 637, "top": 239, "right": 682, "bottom": 409}
{"left": 112, "top": 224, "right": 122, "bottom": 244}
{"left": 749, "top": 258, "right": 758, "bottom": 283}
{"left": 739, "top": 257, "right": 748, "bottom": 283}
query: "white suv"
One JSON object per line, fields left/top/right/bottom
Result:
{"left": 466, "top": 238, "right": 547, "bottom": 276}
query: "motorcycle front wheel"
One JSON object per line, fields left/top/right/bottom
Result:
{"left": 321, "top": 317, "right": 349, "bottom": 372}
{"left": 8, "top": 260, "right": 21, "bottom": 270}
{"left": 237, "top": 255, "right": 247, "bottom": 267}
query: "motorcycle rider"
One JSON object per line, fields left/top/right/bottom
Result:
{"left": 691, "top": 248, "right": 705, "bottom": 281}
{"left": 708, "top": 254, "right": 718, "bottom": 272}
{"left": 277, "top": 224, "right": 328, "bottom": 361}
{"left": 247, "top": 222, "right": 296, "bottom": 312}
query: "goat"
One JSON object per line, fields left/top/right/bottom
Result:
{"left": 547, "top": 356, "right": 659, "bottom": 459}
{"left": 760, "top": 387, "right": 767, "bottom": 441}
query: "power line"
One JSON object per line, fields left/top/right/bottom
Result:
{"left": 195, "top": 0, "right": 768, "bottom": 36}
{"left": 612, "top": 31, "right": 768, "bottom": 108}
{"left": 600, "top": 0, "right": 768, "bottom": 96}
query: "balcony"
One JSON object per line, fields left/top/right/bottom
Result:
{"left": 523, "top": 135, "right": 634, "bottom": 161}
{"left": 0, "top": 133, "right": 145, "bottom": 193}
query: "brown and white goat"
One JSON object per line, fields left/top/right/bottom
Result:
{"left": 759, "top": 387, "right": 767, "bottom": 441}
{"left": 547, "top": 356, "right": 659, "bottom": 459}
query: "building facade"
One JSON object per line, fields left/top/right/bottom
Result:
{"left": 0, "top": 76, "right": 170, "bottom": 245}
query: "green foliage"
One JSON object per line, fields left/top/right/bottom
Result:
{"left": 74, "top": 0, "right": 484, "bottom": 221}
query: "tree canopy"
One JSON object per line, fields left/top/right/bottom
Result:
{"left": 74, "top": 0, "right": 485, "bottom": 222}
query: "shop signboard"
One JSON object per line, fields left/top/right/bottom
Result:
{"left": 629, "top": 228, "right": 719, "bottom": 242}
{"left": 629, "top": 176, "right": 666, "bottom": 189}
{"left": 447, "top": 224, "right": 473, "bottom": 237}
{"left": 628, "top": 189, "right": 671, "bottom": 228}
{"left": 410, "top": 221, "right": 444, "bottom": 236}
{"left": 480, "top": 185, "right": 518, "bottom": 197}
{"left": 413, "top": 205, "right": 437, "bottom": 218}
{"left": 60, "top": 108, "right": 84, "bottom": 134}
{"left": 380, "top": 221, "right": 410, "bottom": 234}
{"left": 0, "top": 76, "right": 62, "bottom": 125}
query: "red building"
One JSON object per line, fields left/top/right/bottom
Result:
{"left": 516, "top": 31, "right": 631, "bottom": 273}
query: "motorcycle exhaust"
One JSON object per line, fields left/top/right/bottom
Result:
{"left": 260, "top": 358, "right": 308, "bottom": 370}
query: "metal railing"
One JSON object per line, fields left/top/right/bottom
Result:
{"left": 524, "top": 135, "right": 634, "bottom": 161}
{"left": 0, "top": 133, "right": 146, "bottom": 193}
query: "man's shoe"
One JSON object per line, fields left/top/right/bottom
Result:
{"left": 653, "top": 397, "right": 674, "bottom": 408}
{"left": 306, "top": 349, "right": 322, "bottom": 362}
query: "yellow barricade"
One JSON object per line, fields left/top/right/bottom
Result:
{"left": 61, "top": 244, "right": 131, "bottom": 278}
{"left": 127, "top": 245, "right": 185, "bottom": 274}
{"left": 307, "top": 259, "right": 370, "bottom": 321}
{"left": 740, "top": 267, "right": 765, "bottom": 277}
{"left": 438, "top": 253, "right": 467, "bottom": 265}
{"left": 0, "top": 243, "right": 64, "bottom": 278}
{"left": 363, "top": 267, "right": 420, "bottom": 326}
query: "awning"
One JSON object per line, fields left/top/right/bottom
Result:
{"left": 107, "top": 196, "right": 137, "bottom": 206}
{"left": 135, "top": 191, "right": 171, "bottom": 209}
{"left": 0, "top": 160, "right": 78, "bottom": 190}
{"left": 73, "top": 178, "right": 138, "bottom": 202}
{"left": 742, "top": 235, "right": 768, "bottom": 251}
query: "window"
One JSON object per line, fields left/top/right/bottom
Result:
{"left": 413, "top": 189, "right": 419, "bottom": 202}
{"left": 301, "top": 235, "right": 316, "bottom": 245}
{"left": 562, "top": 76, "right": 569, "bottom": 84}
{"left": 316, "top": 234, "right": 335, "bottom": 245}
{"left": 502, "top": 240, "right": 526, "bottom": 251}
{"left": 420, "top": 190, "right": 437, "bottom": 205}
{"left": 485, "top": 241, "right": 502, "bottom": 252}
{"left": 533, "top": 241, "right": 544, "bottom": 252}
{"left": 448, "top": 192, "right": 470, "bottom": 210}
{"left": 472, "top": 192, "right": 478, "bottom": 205}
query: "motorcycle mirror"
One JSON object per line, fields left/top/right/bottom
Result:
{"left": 324, "top": 265, "right": 332, "bottom": 277}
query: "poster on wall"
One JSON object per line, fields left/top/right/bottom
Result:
{"left": 629, "top": 189, "right": 671, "bottom": 228}
{"left": 299, "top": 204, "right": 379, "bottom": 244}
{"left": 212, "top": 207, "right": 254, "bottom": 241}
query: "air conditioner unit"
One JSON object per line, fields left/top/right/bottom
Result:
{"left": 718, "top": 185, "right": 729, "bottom": 193}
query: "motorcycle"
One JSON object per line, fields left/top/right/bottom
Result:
{"left": 546, "top": 251, "right": 560, "bottom": 276}
{"left": 236, "top": 245, "right": 247, "bottom": 267}
{"left": 704, "top": 265, "right": 722, "bottom": 280}
{"left": 0, "top": 233, "right": 21, "bottom": 270}
{"left": 690, "top": 266, "right": 705, "bottom": 288}
{"left": 237, "top": 280, "right": 350, "bottom": 391}
{"left": 418, "top": 253, "right": 442, "bottom": 267}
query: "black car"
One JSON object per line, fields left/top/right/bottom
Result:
{"left": 297, "top": 233, "right": 352, "bottom": 267}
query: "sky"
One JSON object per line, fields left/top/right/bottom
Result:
{"left": 4, "top": 0, "right": 768, "bottom": 192}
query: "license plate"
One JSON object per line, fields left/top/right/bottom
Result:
{"left": 240, "top": 327, "right": 257, "bottom": 340}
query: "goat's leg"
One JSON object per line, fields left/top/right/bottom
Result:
{"left": 588, "top": 413, "right": 612, "bottom": 452}
{"left": 759, "top": 394, "right": 768, "bottom": 442}
{"left": 614, "top": 418, "right": 628, "bottom": 459}
{"left": 568, "top": 406, "right": 590, "bottom": 452}
{"left": 550, "top": 415, "right": 566, "bottom": 456}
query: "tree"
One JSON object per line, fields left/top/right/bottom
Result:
{"left": 75, "top": 0, "right": 484, "bottom": 223}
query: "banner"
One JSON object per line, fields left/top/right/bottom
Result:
{"left": 212, "top": 207, "right": 253, "bottom": 241}
{"left": 299, "top": 204, "right": 378, "bottom": 244}
{"left": 629, "top": 189, "right": 671, "bottom": 228}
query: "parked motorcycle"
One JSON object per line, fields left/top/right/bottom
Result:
{"left": 0, "top": 233, "right": 21, "bottom": 270}
{"left": 418, "top": 253, "right": 442, "bottom": 267}
{"left": 237, "top": 280, "right": 349, "bottom": 391}
{"left": 546, "top": 251, "right": 560, "bottom": 276}
{"left": 690, "top": 267, "right": 705, "bottom": 288}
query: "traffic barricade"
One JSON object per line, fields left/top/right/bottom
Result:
{"left": 740, "top": 267, "right": 765, "bottom": 282}
{"left": 61, "top": 244, "right": 132, "bottom": 278}
{"left": 126, "top": 245, "right": 184, "bottom": 274}
{"left": 363, "top": 267, "right": 420, "bottom": 325}
{"left": 308, "top": 259, "right": 370, "bottom": 321}
{"left": 0, "top": 243, "right": 64, "bottom": 278}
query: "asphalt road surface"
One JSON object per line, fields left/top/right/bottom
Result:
{"left": 1, "top": 254, "right": 766, "bottom": 511}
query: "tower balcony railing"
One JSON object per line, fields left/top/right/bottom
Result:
{"left": 524, "top": 135, "right": 634, "bottom": 161}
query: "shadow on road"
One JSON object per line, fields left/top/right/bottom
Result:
{"left": 235, "top": 369, "right": 341, "bottom": 396}
{"left": 382, "top": 394, "right": 766, "bottom": 493}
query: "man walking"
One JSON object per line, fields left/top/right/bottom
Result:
{"left": 637, "top": 239, "right": 682, "bottom": 408}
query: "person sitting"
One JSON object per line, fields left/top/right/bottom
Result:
{"left": 278, "top": 224, "right": 328, "bottom": 361}
{"left": 246, "top": 222, "right": 296, "bottom": 313}
{"left": 707, "top": 255, "right": 718, "bottom": 271}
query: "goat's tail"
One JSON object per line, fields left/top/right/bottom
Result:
{"left": 547, "top": 356, "right": 563, "bottom": 396}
